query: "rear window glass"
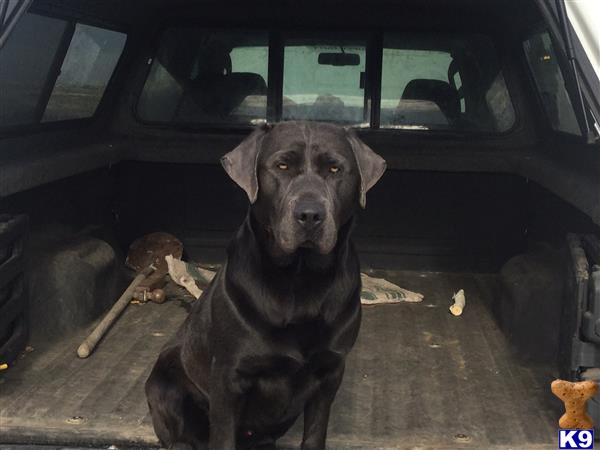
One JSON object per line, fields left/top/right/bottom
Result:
{"left": 0, "top": 12, "right": 126, "bottom": 129}
{"left": 523, "top": 31, "right": 581, "bottom": 135}
{"left": 380, "top": 34, "right": 515, "bottom": 132}
{"left": 137, "top": 29, "right": 269, "bottom": 125}
{"left": 282, "top": 36, "right": 367, "bottom": 125}
{"left": 136, "top": 28, "right": 516, "bottom": 134}
{"left": 42, "top": 24, "right": 126, "bottom": 122}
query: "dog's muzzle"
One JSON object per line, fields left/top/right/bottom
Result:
{"left": 275, "top": 195, "right": 336, "bottom": 255}
{"left": 293, "top": 199, "right": 326, "bottom": 232}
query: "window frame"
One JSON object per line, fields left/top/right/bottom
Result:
{"left": 134, "top": 25, "right": 520, "bottom": 139}
{"left": 0, "top": 10, "right": 128, "bottom": 137}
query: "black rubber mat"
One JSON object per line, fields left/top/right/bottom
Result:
{"left": 0, "top": 271, "right": 560, "bottom": 449}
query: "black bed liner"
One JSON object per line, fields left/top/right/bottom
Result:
{"left": 0, "top": 270, "right": 560, "bottom": 449}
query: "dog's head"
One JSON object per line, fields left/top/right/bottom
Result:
{"left": 221, "top": 121, "right": 386, "bottom": 255}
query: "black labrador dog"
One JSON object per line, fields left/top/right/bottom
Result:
{"left": 145, "top": 121, "right": 386, "bottom": 450}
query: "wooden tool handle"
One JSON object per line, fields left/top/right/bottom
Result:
{"left": 77, "top": 266, "right": 154, "bottom": 358}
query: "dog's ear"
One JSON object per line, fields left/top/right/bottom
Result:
{"left": 346, "top": 128, "right": 386, "bottom": 208}
{"left": 220, "top": 124, "right": 271, "bottom": 203}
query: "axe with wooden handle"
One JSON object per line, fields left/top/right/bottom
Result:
{"left": 77, "top": 265, "right": 155, "bottom": 358}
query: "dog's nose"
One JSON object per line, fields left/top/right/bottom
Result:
{"left": 294, "top": 201, "right": 325, "bottom": 229}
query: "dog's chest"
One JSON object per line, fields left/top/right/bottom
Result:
{"left": 239, "top": 325, "right": 341, "bottom": 428}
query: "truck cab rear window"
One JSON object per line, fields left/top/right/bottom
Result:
{"left": 282, "top": 35, "right": 367, "bottom": 125}
{"left": 380, "top": 34, "right": 515, "bottom": 132}
{"left": 136, "top": 28, "right": 516, "bottom": 132}
{"left": 137, "top": 29, "right": 269, "bottom": 125}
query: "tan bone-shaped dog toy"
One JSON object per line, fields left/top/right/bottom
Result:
{"left": 551, "top": 379, "right": 599, "bottom": 429}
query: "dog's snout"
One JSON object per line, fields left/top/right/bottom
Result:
{"left": 294, "top": 201, "right": 325, "bottom": 229}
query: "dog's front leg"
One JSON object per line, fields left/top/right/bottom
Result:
{"left": 208, "top": 364, "right": 244, "bottom": 450}
{"left": 301, "top": 362, "right": 345, "bottom": 450}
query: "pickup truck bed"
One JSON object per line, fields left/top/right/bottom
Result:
{"left": 0, "top": 270, "right": 559, "bottom": 449}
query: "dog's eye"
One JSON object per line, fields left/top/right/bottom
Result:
{"left": 329, "top": 166, "right": 340, "bottom": 174}
{"left": 277, "top": 163, "right": 288, "bottom": 170}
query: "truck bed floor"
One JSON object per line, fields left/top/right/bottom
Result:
{"left": 0, "top": 271, "right": 560, "bottom": 449}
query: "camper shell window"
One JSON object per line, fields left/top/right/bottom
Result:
{"left": 0, "top": 12, "right": 126, "bottom": 130}
{"left": 523, "top": 31, "right": 581, "bottom": 136}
